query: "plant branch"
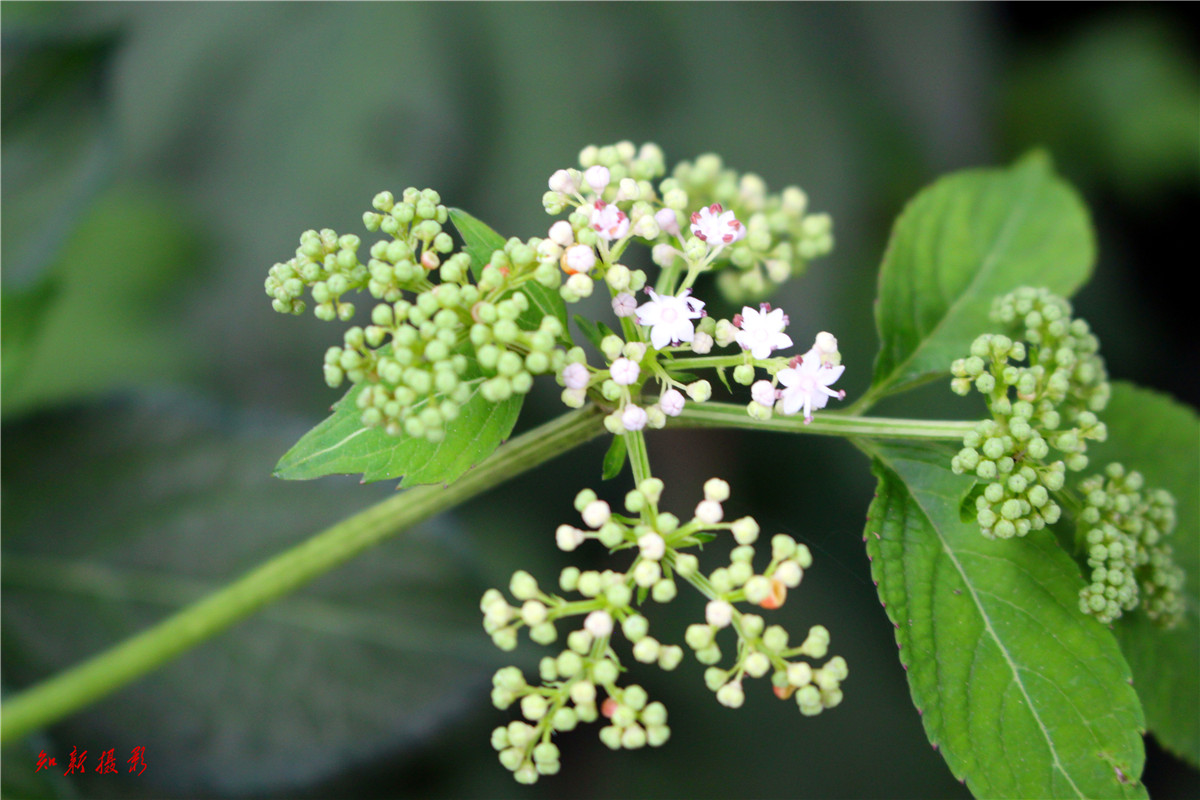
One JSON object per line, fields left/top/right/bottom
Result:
{"left": 0, "top": 404, "right": 607, "bottom": 745}
{"left": 670, "top": 401, "right": 975, "bottom": 440}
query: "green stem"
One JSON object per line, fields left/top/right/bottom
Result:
{"left": 0, "top": 404, "right": 606, "bottom": 745}
{"left": 625, "top": 429, "right": 653, "bottom": 484}
{"left": 670, "top": 401, "right": 976, "bottom": 440}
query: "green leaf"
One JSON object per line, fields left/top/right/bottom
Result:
{"left": 574, "top": 314, "right": 605, "bottom": 350}
{"left": 449, "top": 207, "right": 568, "bottom": 333}
{"left": 1091, "top": 382, "right": 1200, "bottom": 767}
{"left": 861, "top": 438, "right": 1147, "bottom": 798}
{"left": 274, "top": 351, "right": 522, "bottom": 487}
{"left": 868, "top": 152, "right": 1095, "bottom": 403}
{"left": 1, "top": 396, "right": 495, "bottom": 796}
{"left": 602, "top": 434, "right": 627, "bottom": 480}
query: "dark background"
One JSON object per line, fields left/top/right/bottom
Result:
{"left": 3, "top": 3, "right": 1197, "bottom": 798}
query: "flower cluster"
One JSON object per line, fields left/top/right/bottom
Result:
{"left": 1076, "top": 463, "right": 1184, "bottom": 626}
{"left": 950, "top": 288, "right": 1110, "bottom": 538}
{"left": 664, "top": 153, "right": 834, "bottom": 302}
{"left": 267, "top": 189, "right": 568, "bottom": 440}
{"left": 481, "top": 479, "right": 845, "bottom": 783}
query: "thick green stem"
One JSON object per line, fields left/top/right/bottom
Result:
{"left": 670, "top": 401, "right": 976, "bottom": 440}
{"left": 625, "top": 429, "right": 653, "bottom": 484}
{"left": 0, "top": 405, "right": 606, "bottom": 745}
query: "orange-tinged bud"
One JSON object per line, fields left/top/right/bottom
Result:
{"left": 758, "top": 578, "right": 787, "bottom": 610}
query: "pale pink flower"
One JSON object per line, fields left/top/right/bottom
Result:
{"left": 589, "top": 201, "right": 629, "bottom": 241}
{"left": 735, "top": 303, "right": 793, "bottom": 360}
{"left": 655, "top": 207, "right": 681, "bottom": 236}
{"left": 776, "top": 355, "right": 846, "bottom": 423}
{"left": 621, "top": 404, "right": 648, "bottom": 431}
{"left": 750, "top": 380, "right": 777, "bottom": 407}
{"left": 584, "top": 165, "right": 611, "bottom": 194}
{"left": 690, "top": 203, "right": 746, "bottom": 246}
{"left": 635, "top": 288, "right": 705, "bottom": 350}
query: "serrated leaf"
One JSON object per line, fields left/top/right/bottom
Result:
{"left": 1091, "top": 383, "right": 1200, "bottom": 767}
{"left": 1, "top": 396, "right": 495, "bottom": 796}
{"left": 869, "top": 152, "right": 1095, "bottom": 402}
{"left": 274, "top": 351, "right": 522, "bottom": 487}
{"left": 861, "top": 438, "right": 1147, "bottom": 798}
{"left": 602, "top": 434, "right": 627, "bottom": 480}
{"left": 449, "top": 207, "right": 567, "bottom": 332}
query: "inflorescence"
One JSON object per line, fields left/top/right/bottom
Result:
{"left": 949, "top": 287, "right": 1184, "bottom": 626}
{"left": 481, "top": 479, "right": 846, "bottom": 784}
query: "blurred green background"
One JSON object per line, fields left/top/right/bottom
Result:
{"left": 3, "top": 3, "right": 1197, "bottom": 798}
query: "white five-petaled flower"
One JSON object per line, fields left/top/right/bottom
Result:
{"left": 589, "top": 201, "right": 629, "bottom": 241}
{"left": 776, "top": 351, "right": 846, "bottom": 423}
{"left": 734, "top": 303, "right": 793, "bottom": 360}
{"left": 635, "top": 288, "right": 705, "bottom": 350}
{"left": 690, "top": 203, "right": 746, "bottom": 246}
{"left": 610, "top": 357, "right": 640, "bottom": 386}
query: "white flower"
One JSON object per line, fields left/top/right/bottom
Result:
{"left": 751, "top": 379, "right": 777, "bottom": 407}
{"left": 735, "top": 303, "right": 793, "bottom": 360}
{"left": 655, "top": 207, "right": 681, "bottom": 236}
{"left": 776, "top": 354, "right": 846, "bottom": 423}
{"left": 612, "top": 292, "right": 637, "bottom": 318}
{"left": 659, "top": 388, "right": 685, "bottom": 416}
{"left": 635, "top": 288, "right": 705, "bottom": 350}
{"left": 589, "top": 201, "right": 629, "bottom": 241}
{"left": 812, "top": 331, "right": 841, "bottom": 365}
{"left": 621, "top": 404, "right": 648, "bottom": 431}
{"left": 691, "top": 331, "right": 713, "bottom": 354}
{"left": 584, "top": 165, "right": 611, "bottom": 194}
{"left": 689, "top": 203, "right": 746, "bottom": 246}
{"left": 582, "top": 500, "right": 611, "bottom": 528}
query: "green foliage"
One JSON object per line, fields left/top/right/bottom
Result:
{"left": 274, "top": 353, "right": 523, "bottom": 487}
{"left": 602, "top": 434, "right": 627, "bottom": 480}
{"left": 862, "top": 439, "right": 1148, "bottom": 799}
{"left": 1093, "top": 383, "right": 1200, "bottom": 767}
{"left": 868, "top": 153, "right": 1095, "bottom": 404}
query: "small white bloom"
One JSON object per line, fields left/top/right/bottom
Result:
{"left": 655, "top": 207, "right": 681, "bottom": 236}
{"left": 691, "top": 331, "right": 713, "bottom": 354}
{"left": 735, "top": 304, "right": 793, "bottom": 360}
{"left": 589, "top": 200, "right": 629, "bottom": 241}
{"left": 548, "top": 219, "right": 575, "bottom": 247}
{"left": 561, "top": 243, "right": 596, "bottom": 275}
{"left": 584, "top": 165, "right": 611, "bottom": 194}
{"left": 639, "top": 532, "right": 666, "bottom": 561}
{"left": 777, "top": 354, "right": 846, "bottom": 423}
{"left": 562, "top": 362, "right": 590, "bottom": 390}
{"left": 706, "top": 599, "right": 734, "bottom": 628}
{"left": 610, "top": 357, "right": 640, "bottom": 386}
{"left": 582, "top": 500, "right": 612, "bottom": 529}
{"left": 612, "top": 292, "right": 637, "bottom": 318}
{"left": 659, "top": 388, "right": 685, "bottom": 416}
{"left": 621, "top": 404, "right": 648, "bottom": 431}
{"left": 584, "top": 610, "right": 614, "bottom": 638}
{"left": 549, "top": 169, "right": 578, "bottom": 195}
{"left": 635, "top": 288, "right": 705, "bottom": 350}
{"left": 751, "top": 379, "right": 777, "bottom": 407}
{"left": 703, "top": 478, "right": 730, "bottom": 502}
{"left": 556, "top": 524, "right": 586, "bottom": 551}
{"left": 689, "top": 203, "right": 746, "bottom": 246}
{"left": 695, "top": 499, "right": 724, "bottom": 525}
{"left": 775, "top": 560, "right": 803, "bottom": 588}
